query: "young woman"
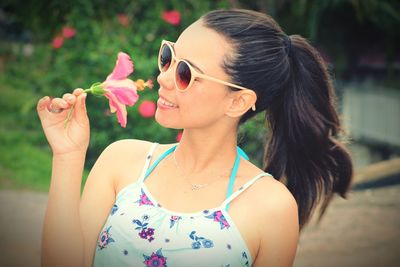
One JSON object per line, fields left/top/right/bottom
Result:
{"left": 37, "top": 9, "right": 353, "bottom": 267}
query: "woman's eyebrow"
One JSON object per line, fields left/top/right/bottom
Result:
{"left": 185, "top": 59, "right": 204, "bottom": 74}
{"left": 171, "top": 43, "right": 204, "bottom": 73}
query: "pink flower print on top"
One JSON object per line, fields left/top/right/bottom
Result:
{"left": 169, "top": 215, "right": 182, "bottom": 228}
{"left": 136, "top": 189, "right": 154, "bottom": 206}
{"left": 133, "top": 215, "right": 155, "bottom": 242}
{"left": 98, "top": 226, "right": 115, "bottom": 249}
{"left": 143, "top": 248, "right": 167, "bottom": 267}
{"left": 205, "top": 210, "right": 230, "bottom": 229}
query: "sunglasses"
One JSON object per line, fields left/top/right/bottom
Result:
{"left": 158, "top": 40, "right": 256, "bottom": 111}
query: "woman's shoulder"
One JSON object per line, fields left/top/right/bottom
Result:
{"left": 103, "top": 139, "right": 177, "bottom": 157}
{"left": 99, "top": 139, "right": 178, "bottom": 175}
{"left": 237, "top": 160, "right": 298, "bottom": 221}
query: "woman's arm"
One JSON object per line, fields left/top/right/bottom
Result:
{"left": 253, "top": 181, "right": 299, "bottom": 267}
{"left": 42, "top": 139, "right": 144, "bottom": 267}
{"left": 41, "top": 152, "right": 87, "bottom": 267}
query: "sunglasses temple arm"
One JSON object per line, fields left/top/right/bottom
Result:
{"left": 196, "top": 73, "right": 256, "bottom": 111}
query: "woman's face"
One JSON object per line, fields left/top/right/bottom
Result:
{"left": 155, "top": 19, "right": 236, "bottom": 130}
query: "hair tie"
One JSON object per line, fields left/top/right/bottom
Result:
{"left": 283, "top": 35, "right": 291, "bottom": 55}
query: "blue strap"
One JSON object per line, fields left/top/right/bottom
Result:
{"left": 144, "top": 145, "right": 177, "bottom": 180}
{"left": 225, "top": 148, "right": 241, "bottom": 198}
{"left": 143, "top": 144, "right": 249, "bottom": 208}
{"left": 237, "top": 146, "right": 249, "bottom": 161}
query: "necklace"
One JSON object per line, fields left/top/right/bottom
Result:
{"left": 172, "top": 148, "right": 232, "bottom": 191}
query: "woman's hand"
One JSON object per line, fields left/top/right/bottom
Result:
{"left": 37, "top": 88, "right": 90, "bottom": 156}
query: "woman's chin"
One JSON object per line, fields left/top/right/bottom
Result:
{"left": 154, "top": 111, "right": 182, "bottom": 129}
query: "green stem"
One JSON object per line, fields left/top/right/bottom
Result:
{"left": 63, "top": 105, "right": 75, "bottom": 129}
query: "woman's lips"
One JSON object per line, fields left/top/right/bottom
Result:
{"left": 157, "top": 96, "right": 179, "bottom": 109}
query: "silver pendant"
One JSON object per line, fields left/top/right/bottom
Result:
{"left": 191, "top": 184, "right": 208, "bottom": 191}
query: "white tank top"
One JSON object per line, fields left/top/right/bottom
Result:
{"left": 93, "top": 142, "right": 272, "bottom": 267}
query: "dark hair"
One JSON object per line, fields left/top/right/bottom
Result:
{"left": 202, "top": 9, "right": 354, "bottom": 230}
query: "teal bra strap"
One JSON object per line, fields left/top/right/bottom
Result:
{"left": 143, "top": 144, "right": 249, "bottom": 208}
{"left": 144, "top": 145, "right": 177, "bottom": 179}
{"left": 237, "top": 146, "right": 249, "bottom": 161}
{"left": 224, "top": 147, "right": 241, "bottom": 211}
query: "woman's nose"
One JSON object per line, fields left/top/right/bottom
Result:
{"left": 157, "top": 68, "right": 175, "bottom": 90}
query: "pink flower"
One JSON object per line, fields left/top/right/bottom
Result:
{"left": 139, "top": 229, "right": 148, "bottom": 239}
{"left": 97, "top": 226, "right": 115, "bottom": 249}
{"left": 139, "top": 100, "right": 156, "bottom": 118}
{"left": 63, "top": 52, "right": 153, "bottom": 129}
{"left": 144, "top": 252, "right": 167, "bottom": 267}
{"left": 52, "top": 36, "right": 64, "bottom": 49}
{"left": 99, "top": 52, "right": 137, "bottom": 127}
{"left": 62, "top": 26, "right": 76, "bottom": 39}
{"left": 161, "top": 10, "right": 181, "bottom": 26}
{"left": 214, "top": 211, "right": 230, "bottom": 229}
{"left": 136, "top": 191, "right": 154, "bottom": 206}
{"left": 117, "top": 13, "right": 130, "bottom": 27}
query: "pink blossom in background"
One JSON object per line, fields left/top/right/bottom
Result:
{"left": 139, "top": 100, "right": 156, "bottom": 118}
{"left": 52, "top": 36, "right": 64, "bottom": 49}
{"left": 176, "top": 131, "right": 183, "bottom": 142}
{"left": 118, "top": 14, "right": 130, "bottom": 27}
{"left": 62, "top": 26, "right": 76, "bottom": 39}
{"left": 162, "top": 10, "right": 181, "bottom": 26}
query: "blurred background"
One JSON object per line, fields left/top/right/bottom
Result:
{"left": 0, "top": 0, "right": 399, "bottom": 267}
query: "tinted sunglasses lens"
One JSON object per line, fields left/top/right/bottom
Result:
{"left": 159, "top": 44, "right": 172, "bottom": 71}
{"left": 176, "top": 61, "right": 192, "bottom": 90}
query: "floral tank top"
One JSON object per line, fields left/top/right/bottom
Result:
{"left": 93, "top": 142, "right": 272, "bottom": 267}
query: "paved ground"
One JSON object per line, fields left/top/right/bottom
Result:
{"left": 0, "top": 183, "right": 399, "bottom": 267}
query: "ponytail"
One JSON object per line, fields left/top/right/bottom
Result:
{"left": 263, "top": 35, "right": 354, "bottom": 229}
{"left": 202, "top": 9, "right": 354, "bottom": 230}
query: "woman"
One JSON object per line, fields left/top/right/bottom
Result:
{"left": 37, "top": 9, "right": 353, "bottom": 267}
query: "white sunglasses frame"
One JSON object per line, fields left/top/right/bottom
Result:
{"left": 158, "top": 40, "right": 256, "bottom": 111}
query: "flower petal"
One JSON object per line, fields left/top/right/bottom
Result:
{"left": 107, "top": 86, "right": 139, "bottom": 106}
{"left": 104, "top": 92, "right": 128, "bottom": 127}
{"left": 106, "top": 52, "right": 134, "bottom": 81}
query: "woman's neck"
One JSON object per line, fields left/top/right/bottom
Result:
{"left": 174, "top": 128, "right": 238, "bottom": 177}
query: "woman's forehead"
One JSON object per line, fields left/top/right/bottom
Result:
{"left": 174, "top": 20, "right": 233, "bottom": 75}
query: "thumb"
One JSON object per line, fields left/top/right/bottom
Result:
{"left": 74, "top": 93, "right": 89, "bottom": 125}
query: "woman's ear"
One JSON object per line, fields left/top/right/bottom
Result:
{"left": 225, "top": 90, "right": 257, "bottom": 118}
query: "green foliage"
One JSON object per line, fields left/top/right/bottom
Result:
{"left": 1, "top": 0, "right": 399, "bottom": 190}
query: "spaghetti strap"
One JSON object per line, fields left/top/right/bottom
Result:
{"left": 143, "top": 144, "right": 178, "bottom": 181}
{"left": 222, "top": 172, "right": 273, "bottom": 211}
{"left": 137, "top": 142, "right": 160, "bottom": 183}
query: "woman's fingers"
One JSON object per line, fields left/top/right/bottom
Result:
{"left": 73, "top": 88, "right": 85, "bottom": 96}
{"left": 37, "top": 96, "right": 51, "bottom": 119}
{"left": 62, "top": 93, "right": 76, "bottom": 105}
{"left": 74, "top": 92, "right": 89, "bottom": 126}
{"left": 49, "top": 97, "right": 69, "bottom": 111}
